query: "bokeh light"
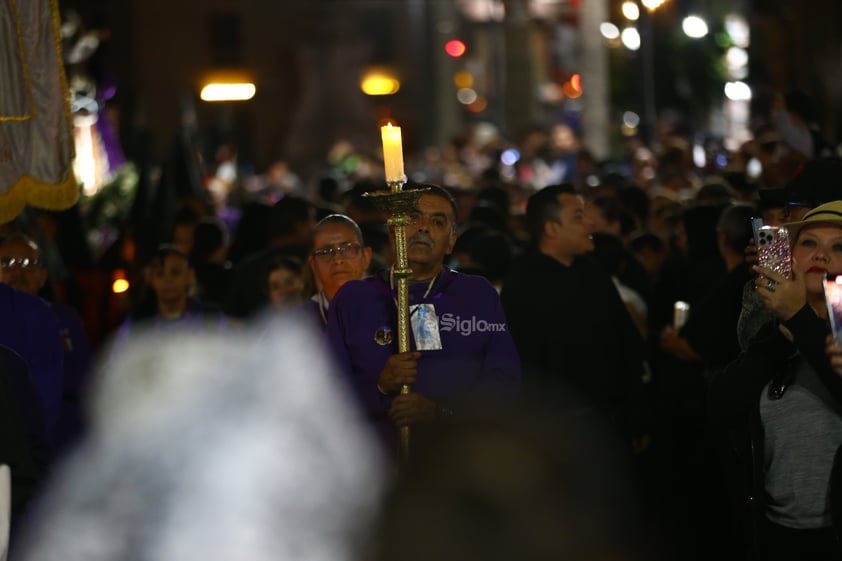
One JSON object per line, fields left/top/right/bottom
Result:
{"left": 621, "top": 1, "right": 639, "bottom": 21}
{"left": 621, "top": 27, "right": 641, "bottom": 51}
{"left": 466, "top": 97, "right": 487, "bottom": 113}
{"left": 600, "top": 22, "right": 620, "bottom": 40}
{"left": 360, "top": 73, "right": 401, "bottom": 96}
{"left": 622, "top": 111, "right": 640, "bottom": 128}
{"left": 562, "top": 81, "right": 582, "bottom": 99}
{"left": 457, "top": 88, "right": 478, "bottom": 104}
{"left": 200, "top": 83, "right": 256, "bottom": 102}
{"left": 724, "top": 81, "right": 752, "bottom": 101}
{"left": 682, "top": 16, "right": 708, "bottom": 38}
{"left": 501, "top": 149, "right": 520, "bottom": 166}
{"left": 445, "top": 40, "right": 467, "bottom": 58}
{"left": 454, "top": 70, "right": 474, "bottom": 89}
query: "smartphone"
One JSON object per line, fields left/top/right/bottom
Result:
{"left": 756, "top": 225, "right": 792, "bottom": 279}
{"left": 824, "top": 274, "right": 842, "bottom": 343}
{"left": 751, "top": 217, "right": 764, "bottom": 246}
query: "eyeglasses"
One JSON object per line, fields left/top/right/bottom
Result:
{"left": 311, "top": 243, "right": 362, "bottom": 263}
{"left": 0, "top": 257, "right": 41, "bottom": 270}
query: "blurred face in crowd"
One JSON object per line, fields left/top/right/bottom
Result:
{"left": 549, "top": 193, "right": 594, "bottom": 264}
{"left": 0, "top": 239, "right": 47, "bottom": 295}
{"left": 792, "top": 224, "right": 842, "bottom": 297}
{"left": 172, "top": 223, "right": 195, "bottom": 255}
{"left": 147, "top": 252, "right": 194, "bottom": 308}
{"left": 268, "top": 265, "right": 304, "bottom": 309}
{"left": 405, "top": 194, "right": 457, "bottom": 279}
{"left": 585, "top": 201, "right": 621, "bottom": 237}
{"left": 309, "top": 222, "right": 372, "bottom": 300}
{"left": 635, "top": 245, "right": 666, "bottom": 278}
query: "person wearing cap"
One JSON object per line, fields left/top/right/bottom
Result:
{"left": 326, "top": 185, "right": 521, "bottom": 456}
{"left": 709, "top": 200, "right": 842, "bottom": 560}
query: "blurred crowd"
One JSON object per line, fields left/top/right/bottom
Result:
{"left": 0, "top": 85, "right": 841, "bottom": 560}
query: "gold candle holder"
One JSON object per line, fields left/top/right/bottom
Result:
{"left": 364, "top": 180, "right": 429, "bottom": 464}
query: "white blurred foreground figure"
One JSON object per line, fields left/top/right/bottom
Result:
{"left": 13, "top": 316, "right": 384, "bottom": 561}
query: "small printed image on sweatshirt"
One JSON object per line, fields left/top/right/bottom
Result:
{"left": 410, "top": 304, "right": 442, "bottom": 350}
{"left": 373, "top": 326, "right": 393, "bottom": 346}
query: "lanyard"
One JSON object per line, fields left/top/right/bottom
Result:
{"left": 317, "top": 291, "right": 329, "bottom": 326}
{"left": 389, "top": 267, "right": 439, "bottom": 316}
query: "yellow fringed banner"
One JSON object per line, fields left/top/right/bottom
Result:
{"left": 0, "top": 0, "right": 79, "bottom": 223}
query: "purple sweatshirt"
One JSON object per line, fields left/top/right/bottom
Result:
{"left": 0, "top": 284, "right": 63, "bottom": 443}
{"left": 326, "top": 268, "right": 520, "bottom": 441}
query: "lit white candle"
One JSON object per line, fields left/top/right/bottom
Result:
{"left": 381, "top": 122, "right": 405, "bottom": 182}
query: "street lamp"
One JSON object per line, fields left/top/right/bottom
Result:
{"left": 637, "top": 0, "right": 669, "bottom": 146}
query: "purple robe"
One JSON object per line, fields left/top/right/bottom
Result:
{"left": 0, "top": 284, "right": 63, "bottom": 443}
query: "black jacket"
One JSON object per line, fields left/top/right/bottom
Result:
{"left": 709, "top": 305, "right": 842, "bottom": 552}
{"left": 501, "top": 250, "right": 650, "bottom": 433}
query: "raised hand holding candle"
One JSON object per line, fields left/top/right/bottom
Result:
{"left": 381, "top": 122, "right": 405, "bottom": 183}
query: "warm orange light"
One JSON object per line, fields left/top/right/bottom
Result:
{"left": 454, "top": 70, "right": 474, "bottom": 89}
{"left": 570, "top": 73, "right": 582, "bottom": 92}
{"left": 562, "top": 81, "right": 582, "bottom": 99}
{"left": 112, "top": 278, "right": 130, "bottom": 294}
{"left": 360, "top": 69, "right": 401, "bottom": 95}
{"left": 200, "top": 83, "right": 256, "bottom": 102}
{"left": 445, "top": 40, "right": 467, "bottom": 58}
{"left": 466, "top": 97, "right": 488, "bottom": 113}
{"left": 112, "top": 269, "right": 129, "bottom": 294}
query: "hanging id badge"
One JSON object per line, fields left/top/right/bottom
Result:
{"left": 410, "top": 303, "right": 442, "bottom": 350}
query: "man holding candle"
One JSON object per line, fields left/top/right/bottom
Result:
{"left": 325, "top": 185, "right": 521, "bottom": 454}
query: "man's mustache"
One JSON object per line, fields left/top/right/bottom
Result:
{"left": 408, "top": 233, "right": 434, "bottom": 247}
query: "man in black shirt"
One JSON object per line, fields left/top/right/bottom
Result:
{"left": 501, "top": 184, "right": 650, "bottom": 442}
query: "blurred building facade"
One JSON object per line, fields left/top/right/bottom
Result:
{"left": 63, "top": 0, "right": 842, "bottom": 176}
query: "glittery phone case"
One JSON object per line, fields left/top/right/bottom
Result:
{"left": 756, "top": 225, "right": 792, "bottom": 279}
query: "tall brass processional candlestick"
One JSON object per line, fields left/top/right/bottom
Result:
{"left": 365, "top": 123, "right": 428, "bottom": 464}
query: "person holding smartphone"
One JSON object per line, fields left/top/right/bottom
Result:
{"left": 735, "top": 158, "right": 842, "bottom": 351}
{"left": 710, "top": 200, "right": 842, "bottom": 560}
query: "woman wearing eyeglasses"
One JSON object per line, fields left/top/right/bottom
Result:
{"left": 710, "top": 201, "right": 842, "bottom": 560}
